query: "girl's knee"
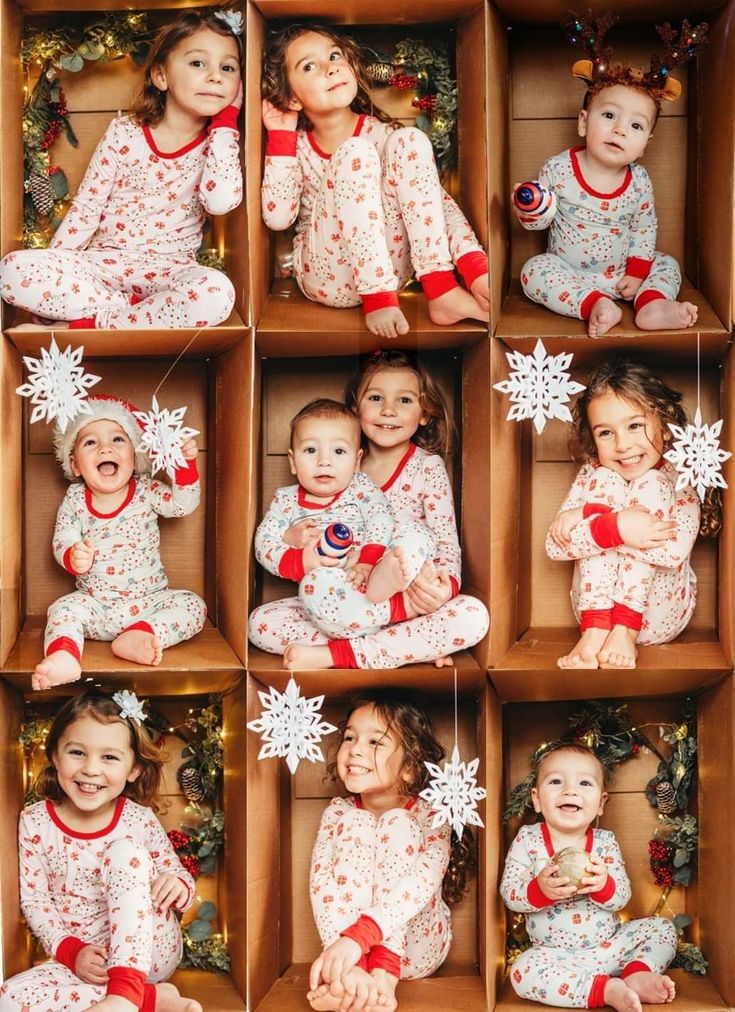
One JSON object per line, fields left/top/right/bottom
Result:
{"left": 333, "top": 135, "right": 379, "bottom": 166}
{"left": 384, "top": 125, "right": 433, "bottom": 158}
{"left": 103, "top": 836, "right": 151, "bottom": 871}
{"left": 456, "top": 597, "right": 490, "bottom": 645}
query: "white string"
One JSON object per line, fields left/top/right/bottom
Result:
{"left": 152, "top": 327, "right": 204, "bottom": 401}
{"left": 453, "top": 666, "right": 458, "bottom": 749}
{"left": 696, "top": 332, "right": 701, "bottom": 412}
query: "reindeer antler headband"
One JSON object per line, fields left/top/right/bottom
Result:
{"left": 562, "top": 11, "right": 708, "bottom": 102}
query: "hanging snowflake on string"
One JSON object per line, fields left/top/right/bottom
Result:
{"left": 420, "top": 744, "right": 486, "bottom": 839}
{"left": 664, "top": 408, "right": 731, "bottom": 501}
{"left": 133, "top": 395, "right": 200, "bottom": 482}
{"left": 247, "top": 676, "right": 337, "bottom": 775}
{"left": 15, "top": 338, "right": 101, "bottom": 432}
{"left": 493, "top": 339, "right": 585, "bottom": 435}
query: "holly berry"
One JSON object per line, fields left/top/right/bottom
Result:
{"left": 412, "top": 94, "right": 437, "bottom": 115}
{"left": 180, "top": 854, "right": 200, "bottom": 879}
{"left": 167, "top": 829, "right": 192, "bottom": 852}
{"left": 390, "top": 71, "right": 418, "bottom": 90}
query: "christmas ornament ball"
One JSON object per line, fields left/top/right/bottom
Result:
{"left": 317, "top": 522, "right": 354, "bottom": 559}
{"left": 551, "top": 847, "right": 590, "bottom": 889}
{"left": 514, "top": 181, "right": 552, "bottom": 214}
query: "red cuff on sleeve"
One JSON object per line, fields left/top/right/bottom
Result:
{"left": 362, "top": 291, "right": 399, "bottom": 313}
{"left": 55, "top": 936, "right": 87, "bottom": 974}
{"left": 527, "top": 877, "right": 554, "bottom": 908}
{"left": 582, "top": 503, "right": 612, "bottom": 519}
{"left": 174, "top": 457, "right": 199, "bottom": 486}
{"left": 611, "top": 603, "right": 642, "bottom": 632}
{"left": 419, "top": 269, "right": 458, "bottom": 301}
{"left": 589, "top": 511, "right": 623, "bottom": 549}
{"left": 69, "top": 317, "right": 96, "bottom": 329}
{"left": 341, "top": 914, "right": 383, "bottom": 954}
{"left": 456, "top": 251, "right": 488, "bottom": 288}
{"left": 278, "top": 547, "right": 306, "bottom": 582}
{"left": 389, "top": 592, "right": 408, "bottom": 624}
{"left": 208, "top": 105, "right": 240, "bottom": 133}
{"left": 62, "top": 546, "right": 79, "bottom": 575}
{"left": 107, "top": 966, "right": 146, "bottom": 1004}
{"left": 620, "top": 960, "right": 651, "bottom": 979}
{"left": 176, "top": 876, "right": 192, "bottom": 909}
{"left": 448, "top": 576, "right": 460, "bottom": 598}
{"left": 587, "top": 974, "right": 610, "bottom": 1008}
{"left": 589, "top": 874, "right": 616, "bottom": 904}
{"left": 47, "top": 636, "right": 82, "bottom": 662}
{"left": 358, "top": 544, "right": 386, "bottom": 566}
{"left": 328, "top": 638, "right": 358, "bottom": 669}
{"left": 367, "top": 945, "right": 401, "bottom": 978}
{"left": 266, "top": 130, "right": 298, "bottom": 156}
{"left": 625, "top": 257, "right": 653, "bottom": 280}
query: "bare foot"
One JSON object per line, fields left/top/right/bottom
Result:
{"left": 366, "top": 547, "right": 412, "bottom": 603}
{"left": 364, "top": 306, "right": 409, "bottom": 339}
{"left": 434, "top": 655, "right": 453, "bottom": 667}
{"left": 367, "top": 968, "right": 399, "bottom": 1012}
{"left": 111, "top": 629, "right": 163, "bottom": 666}
{"left": 470, "top": 272, "right": 490, "bottom": 313}
{"left": 597, "top": 624, "right": 638, "bottom": 669}
{"left": 635, "top": 298, "right": 697, "bottom": 331}
{"left": 428, "top": 286, "right": 488, "bottom": 326}
{"left": 306, "top": 986, "right": 342, "bottom": 1011}
{"left": 604, "top": 979, "right": 642, "bottom": 1012}
{"left": 624, "top": 971, "right": 676, "bottom": 1004}
{"left": 588, "top": 296, "right": 622, "bottom": 338}
{"left": 557, "top": 627, "right": 609, "bottom": 669}
{"left": 83, "top": 997, "right": 138, "bottom": 1012}
{"left": 155, "top": 982, "right": 203, "bottom": 1012}
{"left": 284, "top": 644, "right": 334, "bottom": 670}
{"left": 14, "top": 321, "right": 71, "bottom": 330}
{"left": 32, "top": 650, "right": 82, "bottom": 691}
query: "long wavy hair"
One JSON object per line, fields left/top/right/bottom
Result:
{"left": 327, "top": 688, "right": 476, "bottom": 905}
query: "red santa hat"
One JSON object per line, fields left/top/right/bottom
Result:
{"left": 54, "top": 395, "right": 151, "bottom": 480}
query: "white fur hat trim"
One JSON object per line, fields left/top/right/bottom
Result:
{"left": 54, "top": 395, "right": 151, "bottom": 481}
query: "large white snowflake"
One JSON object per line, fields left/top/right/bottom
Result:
{"left": 133, "top": 395, "right": 200, "bottom": 482}
{"left": 15, "top": 338, "right": 101, "bottom": 432}
{"left": 493, "top": 339, "right": 585, "bottom": 435}
{"left": 664, "top": 407, "right": 731, "bottom": 501}
{"left": 420, "top": 744, "right": 486, "bottom": 839}
{"left": 247, "top": 677, "right": 338, "bottom": 774}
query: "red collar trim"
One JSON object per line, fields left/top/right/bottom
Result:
{"left": 297, "top": 484, "right": 345, "bottom": 510}
{"left": 307, "top": 113, "right": 366, "bottom": 159}
{"left": 46, "top": 796, "right": 126, "bottom": 840}
{"left": 381, "top": 443, "right": 417, "bottom": 493}
{"left": 570, "top": 146, "right": 632, "bottom": 199}
{"left": 353, "top": 794, "right": 417, "bottom": 811}
{"left": 143, "top": 124, "right": 206, "bottom": 159}
{"left": 85, "top": 478, "right": 136, "bottom": 519}
{"left": 540, "top": 821, "right": 594, "bottom": 856}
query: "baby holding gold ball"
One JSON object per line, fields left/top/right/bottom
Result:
{"left": 501, "top": 744, "right": 677, "bottom": 1012}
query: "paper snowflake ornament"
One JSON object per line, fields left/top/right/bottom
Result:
{"left": 133, "top": 395, "right": 200, "bottom": 482}
{"left": 15, "top": 338, "right": 101, "bottom": 432}
{"left": 113, "top": 689, "right": 147, "bottom": 726}
{"left": 247, "top": 677, "right": 338, "bottom": 775}
{"left": 664, "top": 407, "right": 731, "bottom": 501}
{"left": 493, "top": 339, "right": 585, "bottom": 435}
{"left": 420, "top": 744, "right": 486, "bottom": 839}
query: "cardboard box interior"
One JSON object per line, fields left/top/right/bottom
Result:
{"left": 247, "top": 673, "right": 504, "bottom": 1011}
{"left": 0, "top": 677, "right": 247, "bottom": 1011}
{"left": 245, "top": 0, "right": 489, "bottom": 354}
{"left": 246, "top": 341, "right": 491, "bottom": 678}
{"left": 489, "top": 334, "right": 735, "bottom": 696}
{"left": 494, "top": 680, "right": 735, "bottom": 1010}
{"left": 485, "top": 1, "right": 735, "bottom": 342}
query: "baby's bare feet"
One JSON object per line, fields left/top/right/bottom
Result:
{"left": 111, "top": 629, "right": 163, "bottom": 666}
{"left": 306, "top": 987, "right": 342, "bottom": 1011}
{"left": 604, "top": 979, "right": 642, "bottom": 1012}
{"left": 470, "top": 272, "right": 490, "bottom": 313}
{"left": 635, "top": 298, "right": 697, "bottom": 331}
{"left": 32, "top": 650, "right": 82, "bottom": 691}
{"left": 434, "top": 655, "right": 453, "bottom": 668}
{"left": 597, "top": 624, "right": 638, "bottom": 669}
{"left": 364, "top": 306, "right": 409, "bottom": 339}
{"left": 366, "top": 547, "right": 412, "bottom": 603}
{"left": 284, "top": 644, "right": 333, "bottom": 670}
{"left": 624, "top": 971, "right": 676, "bottom": 1004}
{"left": 557, "top": 627, "right": 609, "bottom": 669}
{"left": 587, "top": 296, "right": 622, "bottom": 338}
{"left": 428, "top": 286, "right": 488, "bottom": 326}
{"left": 155, "top": 983, "right": 203, "bottom": 1012}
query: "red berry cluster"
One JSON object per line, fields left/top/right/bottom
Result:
{"left": 167, "top": 829, "right": 192, "bottom": 852}
{"left": 180, "top": 853, "right": 200, "bottom": 879}
{"left": 390, "top": 72, "right": 418, "bottom": 90}
{"left": 631, "top": 743, "right": 640, "bottom": 755}
{"left": 40, "top": 88, "right": 68, "bottom": 151}
{"left": 412, "top": 94, "right": 437, "bottom": 115}
{"left": 648, "top": 838, "right": 675, "bottom": 886}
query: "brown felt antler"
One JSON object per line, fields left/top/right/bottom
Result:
{"left": 562, "top": 10, "right": 618, "bottom": 72}
{"left": 643, "top": 20, "right": 709, "bottom": 92}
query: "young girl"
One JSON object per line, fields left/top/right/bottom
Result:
{"left": 546, "top": 359, "right": 708, "bottom": 670}
{"left": 261, "top": 24, "right": 489, "bottom": 339}
{"left": 0, "top": 10, "right": 243, "bottom": 330}
{"left": 0, "top": 690, "right": 201, "bottom": 1012}
{"left": 501, "top": 743, "right": 677, "bottom": 1011}
{"left": 248, "top": 350, "right": 489, "bottom": 669}
{"left": 308, "top": 689, "right": 474, "bottom": 1012}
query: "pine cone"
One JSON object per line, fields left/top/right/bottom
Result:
{"left": 366, "top": 62, "right": 394, "bottom": 84}
{"left": 178, "top": 764, "right": 205, "bottom": 802}
{"left": 655, "top": 781, "right": 677, "bottom": 814}
{"left": 29, "top": 173, "right": 54, "bottom": 215}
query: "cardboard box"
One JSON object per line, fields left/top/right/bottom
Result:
{"left": 245, "top": 0, "right": 490, "bottom": 354}
{"left": 0, "top": 677, "right": 248, "bottom": 1011}
{"left": 246, "top": 672, "right": 504, "bottom": 1011}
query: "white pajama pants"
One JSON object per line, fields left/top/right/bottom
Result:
{"left": 0, "top": 248, "right": 235, "bottom": 328}
{"left": 570, "top": 468, "right": 696, "bottom": 644}
{"left": 0, "top": 839, "right": 182, "bottom": 1012}
{"left": 510, "top": 916, "right": 677, "bottom": 1007}
{"left": 521, "top": 251, "right": 681, "bottom": 319}
{"left": 295, "top": 127, "right": 483, "bottom": 307}
{"left": 45, "top": 588, "right": 207, "bottom": 656}
{"left": 319, "top": 806, "right": 451, "bottom": 978}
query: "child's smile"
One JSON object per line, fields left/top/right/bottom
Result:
{"left": 72, "top": 418, "right": 136, "bottom": 497}
{"left": 587, "top": 390, "right": 664, "bottom": 480}
{"left": 358, "top": 369, "right": 427, "bottom": 450}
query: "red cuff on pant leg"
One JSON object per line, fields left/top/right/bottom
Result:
{"left": 611, "top": 602, "right": 643, "bottom": 632}
{"left": 580, "top": 609, "right": 613, "bottom": 632}
{"left": 579, "top": 290, "right": 608, "bottom": 320}
{"left": 587, "top": 974, "right": 609, "bottom": 1009}
{"left": 389, "top": 592, "right": 408, "bottom": 623}
{"left": 123, "top": 621, "right": 155, "bottom": 636}
{"left": 69, "top": 317, "right": 96, "bottom": 329}
{"left": 107, "top": 966, "right": 146, "bottom": 1005}
{"left": 47, "top": 636, "right": 82, "bottom": 662}
{"left": 634, "top": 289, "right": 666, "bottom": 312}
{"left": 328, "top": 638, "right": 358, "bottom": 669}
{"left": 419, "top": 269, "right": 458, "bottom": 301}
{"left": 367, "top": 945, "right": 401, "bottom": 978}
{"left": 456, "top": 251, "right": 488, "bottom": 288}
{"left": 141, "top": 983, "right": 157, "bottom": 1012}
{"left": 362, "top": 291, "right": 400, "bottom": 313}
{"left": 620, "top": 961, "right": 651, "bottom": 979}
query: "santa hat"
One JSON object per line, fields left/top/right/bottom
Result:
{"left": 54, "top": 395, "right": 151, "bottom": 481}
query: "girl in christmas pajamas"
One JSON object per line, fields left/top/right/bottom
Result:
{"left": 501, "top": 743, "right": 677, "bottom": 1012}
{"left": 513, "top": 52, "right": 697, "bottom": 338}
{"left": 306, "top": 690, "right": 474, "bottom": 1012}
{"left": 0, "top": 690, "right": 201, "bottom": 1012}
{"left": 261, "top": 24, "right": 489, "bottom": 340}
{"left": 0, "top": 11, "right": 243, "bottom": 331}
{"left": 33, "top": 396, "right": 206, "bottom": 692}
{"left": 546, "top": 360, "right": 706, "bottom": 671}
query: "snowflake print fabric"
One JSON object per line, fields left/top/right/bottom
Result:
{"left": 134, "top": 396, "right": 200, "bottom": 482}
{"left": 493, "top": 339, "right": 585, "bottom": 435}
{"left": 16, "top": 338, "right": 101, "bottom": 431}
{"left": 247, "top": 676, "right": 338, "bottom": 774}
{"left": 420, "top": 743, "right": 486, "bottom": 838}
{"left": 664, "top": 407, "right": 731, "bottom": 501}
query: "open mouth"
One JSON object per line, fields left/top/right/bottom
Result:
{"left": 97, "top": 461, "right": 119, "bottom": 477}
{"left": 605, "top": 141, "right": 624, "bottom": 150}
{"left": 558, "top": 803, "right": 581, "bottom": 812}
{"left": 75, "top": 781, "right": 106, "bottom": 794}
{"left": 617, "top": 454, "right": 644, "bottom": 467}
{"left": 346, "top": 765, "right": 371, "bottom": 775}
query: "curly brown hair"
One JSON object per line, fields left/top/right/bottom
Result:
{"left": 289, "top": 397, "right": 362, "bottom": 449}
{"left": 346, "top": 350, "right": 456, "bottom": 458}
{"left": 130, "top": 10, "right": 243, "bottom": 128}
{"left": 572, "top": 358, "right": 722, "bottom": 537}
{"left": 261, "top": 23, "right": 397, "bottom": 132}
{"left": 36, "top": 690, "right": 166, "bottom": 811}
{"left": 327, "top": 688, "right": 476, "bottom": 905}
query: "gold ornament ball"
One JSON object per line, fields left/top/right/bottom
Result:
{"left": 551, "top": 847, "right": 590, "bottom": 888}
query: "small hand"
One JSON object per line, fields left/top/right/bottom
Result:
{"left": 405, "top": 564, "right": 453, "bottom": 616}
{"left": 576, "top": 853, "right": 609, "bottom": 895}
{"left": 151, "top": 873, "right": 188, "bottom": 912}
{"left": 262, "top": 97, "right": 298, "bottom": 132}
{"left": 509, "top": 183, "right": 539, "bottom": 223}
{"left": 549, "top": 506, "right": 585, "bottom": 549}
{"left": 180, "top": 437, "right": 199, "bottom": 461}
{"left": 346, "top": 561, "right": 373, "bottom": 591}
{"left": 70, "top": 539, "right": 95, "bottom": 575}
{"left": 282, "top": 518, "right": 319, "bottom": 548}
{"left": 615, "top": 274, "right": 643, "bottom": 300}
{"left": 616, "top": 505, "right": 677, "bottom": 550}
{"left": 536, "top": 862, "right": 578, "bottom": 901}
{"left": 309, "top": 936, "right": 362, "bottom": 992}
{"left": 232, "top": 79, "right": 244, "bottom": 111}
{"left": 75, "top": 943, "right": 108, "bottom": 986}
{"left": 303, "top": 542, "right": 340, "bottom": 572}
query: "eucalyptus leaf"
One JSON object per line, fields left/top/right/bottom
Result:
{"left": 673, "top": 866, "right": 692, "bottom": 886}
{"left": 199, "top": 856, "right": 216, "bottom": 875}
{"left": 673, "top": 847, "right": 689, "bottom": 868}
{"left": 78, "top": 41, "right": 105, "bottom": 60}
{"left": 198, "top": 900, "right": 218, "bottom": 921}
{"left": 673, "top": 913, "right": 692, "bottom": 929}
{"left": 186, "top": 918, "right": 212, "bottom": 941}
{"left": 59, "top": 53, "right": 84, "bottom": 72}
{"left": 49, "top": 168, "right": 68, "bottom": 198}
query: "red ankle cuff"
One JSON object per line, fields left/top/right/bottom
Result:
{"left": 419, "top": 269, "right": 458, "bottom": 300}
{"left": 46, "top": 636, "right": 82, "bottom": 661}
{"left": 620, "top": 961, "right": 651, "bottom": 979}
{"left": 69, "top": 317, "right": 96, "bottom": 329}
{"left": 611, "top": 602, "right": 643, "bottom": 631}
{"left": 362, "top": 291, "right": 399, "bottom": 313}
{"left": 634, "top": 289, "right": 666, "bottom": 312}
{"left": 328, "top": 639, "right": 358, "bottom": 668}
{"left": 123, "top": 621, "right": 155, "bottom": 636}
{"left": 141, "top": 983, "right": 157, "bottom": 1012}
{"left": 579, "top": 290, "right": 607, "bottom": 320}
{"left": 456, "top": 251, "right": 488, "bottom": 288}
{"left": 107, "top": 966, "right": 146, "bottom": 1005}
{"left": 587, "top": 974, "right": 610, "bottom": 1008}
{"left": 389, "top": 592, "right": 408, "bottom": 623}
{"left": 580, "top": 609, "right": 613, "bottom": 632}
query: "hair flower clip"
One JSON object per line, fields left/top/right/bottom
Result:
{"left": 214, "top": 10, "right": 243, "bottom": 36}
{"left": 113, "top": 689, "right": 147, "bottom": 726}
